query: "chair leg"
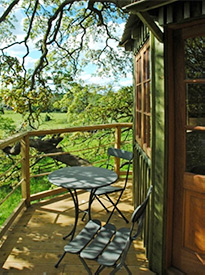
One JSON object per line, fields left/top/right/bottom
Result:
{"left": 95, "top": 264, "right": 106, "bottom": 274}
{"left": 79, "top": 257, "right": 92, "bottom": 275}
{"left": 123, "top": 263, "right": 132, "bottom": 275}
{"left": 105, "top": 194, "right": 129, "bottom": 223}
{"left": 81, "top": 190, "right": 96, "bottom": 221}
{"left": 95, "top": 195, "right": 110, "bottom": 212}
{"left": 110, "top": 263, "right": 132, "bottom": 275}
{"left": 81, "top": 210, "right": 88, "bottom": 221}
{"left": 55, "top": 251, "right": 66, "bottom": 268}
{"left": 82, "top": 194, "right": 110, "bottom": 221}
{"left": 109, "top": 206, "right": 129, "bottom": 223}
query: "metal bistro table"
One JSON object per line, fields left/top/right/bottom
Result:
{"left": 48, "top": 166, "right": 118, "bottom": 240}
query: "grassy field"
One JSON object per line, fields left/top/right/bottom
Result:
{"left": 38, "top": 112, "right": 69, "bottom": 129}
{"left": 0, "top": 110, "right": 69, "bottom": 138}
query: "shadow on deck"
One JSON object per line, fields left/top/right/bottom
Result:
{"left": 0, "top": 181, "right": 155, "bottom": 274}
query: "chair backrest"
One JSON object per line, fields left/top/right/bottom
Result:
{"left": 106, "top": 147, "right": 133, "bottom": 186}
{"left": 130, "top": 185, "right": 153, "bottom": 239}
{"left": 117, "top": 186, "right": 153, "bottom": 270}
{"left": 107, "top": 147, "right": 133, "bottom": 161}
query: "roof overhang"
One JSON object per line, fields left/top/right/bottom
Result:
{"left": 119, "top": 15, "right": 140, "bottom": 49}
{"left": 122, "top": 0, "right": 179, "bottom": 43}
{"left": 120, "top": 1, "right": 204, "bottom": 49}
{"left": 123, "top": 0, "right": 179, "bottom": 12}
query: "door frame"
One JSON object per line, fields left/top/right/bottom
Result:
{"left": 165, "top": 19, "right": 205, "bottom": 273}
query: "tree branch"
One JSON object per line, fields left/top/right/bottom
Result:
{"left": 2, "top": 136, "right": 91, "bottom": 166}
{"left": 30, "top": 1, "right": 76, "bottom": 90}
{"left": 0, "top": 0, "right": 131, "bottom": 129}
{"left": 0, "top": 0, "right": 20, "bottom": 23}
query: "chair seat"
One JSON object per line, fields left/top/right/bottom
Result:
{"left": 80, "top": 223, "right": 116, "bottom": 260}
{"left": 95, "top": 185, "right": 123, "bottom": 196}
{"left": 64, "top": 219, "right": 101, "bottom": 254}
{"left": 96, "top": 227, "right": 130, "bottom": 267}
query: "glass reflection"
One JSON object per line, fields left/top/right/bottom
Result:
{"left": 185, "top": 35, "right": 205, "bottom": 174}
{"left": 186, "top": 84, "right": 205, "bottom": 126}
{"left": 185, "top": 36, "right": 205, "bottom": 79}
{"left": 186, "top": 131, "right": 205, "bottom": 174}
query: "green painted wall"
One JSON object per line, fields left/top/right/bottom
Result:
{"left": 132, "top": 33, "right": 165, "bottom": 274}
{"left": 149, "top": 34, "right": 165, "bottom": 274}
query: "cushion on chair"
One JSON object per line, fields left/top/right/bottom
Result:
{"left": 64, "top": 219, "right": 101, "bottom": 254}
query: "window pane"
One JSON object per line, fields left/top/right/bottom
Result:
{"left": 137, "top": 112, "right": 141, "bottom": 138}
{"left": 185, "top": 36, "right": 205, "bottom": 79}
{"left": 137, "top": 85, "right": 141, "bottom": 110}
{"left": 144, "top": 82, "right": 150, "bottom": 112}
{"left": 186, "top": 131, "right": 205, "bottom": 174}
{"left": 186, "top": 83, "right": 205, "bottom": 126}
{"left": 134, "top": 41, "right": 151, "bottom": 154}
{"left": 185, "top": 35, "right": 205, "bottom": 174}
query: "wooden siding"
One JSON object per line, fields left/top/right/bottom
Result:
{"left": 133, "top": 142, "right": 151, "bottom": 258}
{"left": 133, "top": 23, "right": 150, "bottom": 54}
{"left": 157, "top": 1, "right": 204, "bottom": 26}
{"left": 126, "top": 1, "right": 204, "bottom": 26}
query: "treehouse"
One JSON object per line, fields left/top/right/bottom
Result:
{"left": 0, "top": 1, "right": 204, "bottom": 274}
{"left": 120, "top": 0, "right": 205, "bottom": 274}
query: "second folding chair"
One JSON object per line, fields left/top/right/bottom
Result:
{"left": 84, "top": 147, "right": 133, "bottom": 223}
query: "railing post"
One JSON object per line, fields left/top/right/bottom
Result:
{"left": 21, "top": 135, "right": 30, "bottom": 207}
{"left": 114, "top": 125, "right": 121, "bottom": 176}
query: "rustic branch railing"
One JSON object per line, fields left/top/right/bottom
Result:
{"left": 0, "top": 123, "right": 132, "bottom": 239}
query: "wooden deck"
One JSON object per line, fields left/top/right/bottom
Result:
{"left": 0, "top": 181, "right": 155, "bottom": 274}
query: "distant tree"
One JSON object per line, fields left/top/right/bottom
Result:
{"left": 0, "top": 0, "right": 132, "bottom": 128}
{"left": 60, "top": 82, "right": 133, "bottom": 125}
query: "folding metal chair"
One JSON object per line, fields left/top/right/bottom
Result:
{"left": 55, "top": 186, "right": 153, "bottom": 274}
{"left": 83, "top": 147, "right": 133, "bottom": 223}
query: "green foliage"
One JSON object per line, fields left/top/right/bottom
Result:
{"left": 0, "top": 55, "right": 53, "bottom": 128}
{"left": 0, "top": 114, "right": 16, "bottom": 137}
{"left": 60, "top": 83, "right": 133, "bottom": 125}
{"left": 0, "top": 0, "right": 132, "bottom": 128}
{"left": 0, "top": 186, "right": 22, "bottom": 226}
{"left": 185, "top": 36, "right": 204, "bottom": 79}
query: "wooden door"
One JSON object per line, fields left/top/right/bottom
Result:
{"left": 172, "top": 23, "right": 205, "bottom": 274}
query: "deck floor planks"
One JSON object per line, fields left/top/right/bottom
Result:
{"left": 0, "top": 181, "right": 155, "bottom": 274}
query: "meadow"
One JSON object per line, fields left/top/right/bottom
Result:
{"left": 0, "top": 110, "right": 69, "bottom": 137}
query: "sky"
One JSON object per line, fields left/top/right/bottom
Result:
{"left": 0, "top": 3, "right": 132, "bottom": 91}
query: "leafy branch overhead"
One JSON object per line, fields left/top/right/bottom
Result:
{"left": 0, "top": 0, "right": 131, "bottom": 127}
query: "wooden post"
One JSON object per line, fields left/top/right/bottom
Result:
{"left": 21, "top": 135, "right": 30, "bottom": 207}
{"left": 114, "top": 125, "right": 121, "bottom": 176}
